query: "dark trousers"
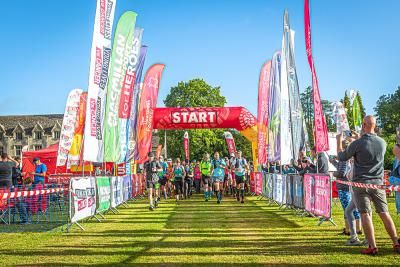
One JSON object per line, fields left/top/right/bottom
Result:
{"left": 194, "top": 179, "right": 201, "bottom": 193}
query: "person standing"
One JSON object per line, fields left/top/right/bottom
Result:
{"left": 31, "top": 158, "right": 47, "bottom": 185}
{"left": 338, "top": 115, "right": 400, "bottom": 255}
{"left": 0, "top": 153, "right": 17, "bottom": 188}
{"left": 200, "top": 153, "right": 212, "bottom": 201}
{"left": 232, "top": 150, "right": 248, "bottom": 203}
{"left": 311, "top": 147, "right": 329, "bottom": 174}
{"left": 143, "top": 152, "right": 162, "bottom": 211}
{"left": 211, "top": 152, "right": 226, "bottom": 204}
{"left": 158, "top": 156, "right": 169, "bottom": 200}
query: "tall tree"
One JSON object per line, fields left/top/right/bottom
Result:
{"left": 374, "top": 86, "right": 400, "bottom": 169}
{"left": 300, "top": 86, "right": 314, "bottom": 147}
{"left": 159, "top": 79, "right": 252, "bottom": 161}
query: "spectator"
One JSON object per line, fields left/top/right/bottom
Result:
{"left": 31, "top": 158, "right": 47, "bottom": 185}
{"left": 338, "top": 115, "right": 400, "bottom": 255}
{"left": 331, "top": 138, "right": 362, "bottom": 240}
{"left": 311, "top": 147, "right": 329, "bottom": 174}
{"left": 298, "top": 157, "right": 314, "bottom": 176}
{"left": 389, "top": 143, "right": 400, "bottom": 214}
{"left": 193, "top": 161, "right": 201, "bottom": 194}
{"left": 0, "top": 153, "right": 18, "bottom": 188}
{"left": 12, "top": 156, "right": 22, "bottom": 186}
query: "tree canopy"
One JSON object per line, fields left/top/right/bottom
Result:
{"left": 159, "top": 79, "right": 252, "bottom": 161}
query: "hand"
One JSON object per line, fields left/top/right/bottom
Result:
{"left": 336, "top": 133, "right": 343, "bottom": 141}
{"left": 351, "top": 130, "right": 360, "bottom": 139}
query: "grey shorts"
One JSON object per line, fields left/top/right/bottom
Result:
{"left": 352, "top": 187, "right": 388, "bottom": 214}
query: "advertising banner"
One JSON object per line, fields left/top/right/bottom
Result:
{"left": 265, "top": 173, "right": 274, "bottom": 199}
{"left": 250, "top": 172, "right": 256, "bottom": 193}
{"left": 255, "top": 172, "right": 263, "bottom": 195}
{"left": 332, "top": 101, "right": 350, "bottom": 134}
{"left": 303, "top": 174, "right": 331, "bottom": 218}
{"left": 71, "top": 177, "right": 97, "bottom": 223}
{"left": 136, "top": 64, "right": 166, "bottom": 163}
{"left": 273, "top": 174, "right": 285, "bottom": 204}
{"left": 104, "top": 11, "right": 137, "bottom": 162}
{"left": 57, "top": 89, "right": 83, "bottom": 166}
{"left": 96, "top": 176, "right": 111, "bottom": 213}
{"left": 68, "top": 92, "right": 87, "bottom": 167}
{"left": 184, "top": 131, "right": 189, "bottom": 160}
{"left": 304, "top": 0, "right": 329, "bottom": 153}
{"left": 293, "top": 175, "right": 304, "bottom": 209}
{"left": 123, "top": 175, "right": 132, "bottom": 201}
{"left": 257, "top": 61, "right": 272, "bottom": 165}
{"left": 83, "top": 0, "right": 116, "bottom": 163}
{"left": 224, "top": 132, "right": 237, "bottom": 156}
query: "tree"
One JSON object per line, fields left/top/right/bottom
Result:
{"left": 159, "top": 79, "right": 252, "bottom": 161}
{"left": 374, "top": 86, "right": 400, "bottom": 169}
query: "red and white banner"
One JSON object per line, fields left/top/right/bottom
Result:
{"left": 184, "top": 131, "right": 189, "bottom": 160}
{"left": 257, "top": 61, "right": 272, "bottom": 165}
{"left": 304, "top": 0, "right": 329, "bottom": 152}
{"left": 136, "top": 64, "right": 166, "bottom": 163}
{"left": 224, "top": 132, "right": 237, "bottom": 155}
{"left": 70, "top": 177, "right": 97, "bottom": 223}
{"left": 153, "top": 107, "right": 256, "bottom": 131}
{"left": 83, "top": 0, "right": 116, "bottom": 163}
{"left": 57, "top": 89, "right": 83, "bottom": 166}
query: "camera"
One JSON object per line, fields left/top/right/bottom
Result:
{"left": 343, "top": 130, "right": 352, "bottom": 138}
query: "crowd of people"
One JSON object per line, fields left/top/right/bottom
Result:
{"left": 142, "top": 150, "right": 251, "bottom": 211}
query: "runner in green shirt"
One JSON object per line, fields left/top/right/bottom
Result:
{"left": 200, "top": 153, "right": 212, "bottom": 201}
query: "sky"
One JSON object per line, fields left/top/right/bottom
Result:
{"left": 0, "top": 0, "right": 399, "bottom": 116}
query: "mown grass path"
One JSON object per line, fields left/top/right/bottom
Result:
{"left": 1, "top": 195, "right": 399, "bottom": 266}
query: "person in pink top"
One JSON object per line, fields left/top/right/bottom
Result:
{"left": 193, "top": 160, "right": 202, "bottom": 194}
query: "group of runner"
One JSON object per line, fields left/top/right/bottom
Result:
{"left": 143, "top": 150, "right": 250, "bottom": 210}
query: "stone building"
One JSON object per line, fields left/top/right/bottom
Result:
{"left": 0, "top": 114, "right": 63, "bottom": 157}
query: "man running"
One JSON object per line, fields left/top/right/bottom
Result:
{"left": 158, "top": 156, "right": 169, "bottom": 200}
{"left": 211, "top": 152, "right": 226, "bottom": 204}
{"left": 173, "top": 158, "right": 186, "bottom": 202}
{"left": 232, "top": 150, "right": 248, "bottom": 203}
{"left": 200, "top": 153, "right": 212, "bottom": 201}
{"left": 143, "top": 152, "right": 162, "bottom": 210}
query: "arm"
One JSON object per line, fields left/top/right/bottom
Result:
{"left": 338, "top": 140, "right": 358, "bottom": 162}
{"left": 32, "top": 165, "right": 47, "bottom": 177}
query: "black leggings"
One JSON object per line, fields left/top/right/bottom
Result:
{"left": 174, "top": 180, "right": 183, "bottom": 194}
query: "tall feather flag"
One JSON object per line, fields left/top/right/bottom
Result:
{"left": 56, "top": 89, "right": 83, "bottom": 167}
{"left": 184, "top": 131, "right": 189, "bottom": 161}
{"left": 103, "top": 11, "right": 137, "bottom": 162}
{"left": 257, "top": 61, "right": 272, "bottom": 165}
{"left": 83, "top": 0, "right": 116, "bottom": 163}
{"left": 304, "top": 0, "right": 329, "bottom": 152}
{"left": 224, "top": 131, "right": 237, "bottom": 156}
{"left": 352, "top": 96, "right": 362, "bottom": 132}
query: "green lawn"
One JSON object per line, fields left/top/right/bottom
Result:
{"left": 1, "top": 194, "right": 400, "bottom": 266}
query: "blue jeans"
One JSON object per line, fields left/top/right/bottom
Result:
{"left": 338, "top": 190, "right": 360, "bottom": 219}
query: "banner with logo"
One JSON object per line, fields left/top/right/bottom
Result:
{"left": 184, "top": 131, "right": 189, "bottom": 160}
{"left": 265, "top": 173, "right": 273, "bottom": 199}
{"left": 68, "top": 92, "right": 88, "bottom": 167}
{"left": 257, "top": 60, "right": 272, "bottom": 165}
{"left": 83, "top": 0, "right": 116, "bottom": 163}
{"left": 293, "top": 175, "right": 304, "bottom": 209}
{"left": 71, "top": 177, "right": 97, "bottom": 223}
{"left": 284, "top": 11, "right": 306, "bottom": 161}
{"left": 268, "top": 52, "right": 282, "bottom": 162}
{"left": 127, "top": 46, "right": 148, "bottom": 162}
{"left": 123, "top": 175, "right": 132, "bottom": 201}
{"left": 57, "top": 89, "right": 83, "bottom": 166}
{"left": 303, "top": 174, "right": 331, "bottom": 218}
{"left": 255, "top": 172, "right": 263, "bottom": 195}
{"left": 304, "top": 0, "right": 329, "bottom": 153}
{"left": 104, "top": 11, "right": 137, "bottom": 162}
{"left": 332, "top": 101, "right": 350, "bottom": 133}
{"left": 118, "top": 176, "right": 124, "bottom": 205}
{"left": 273, "top": 174, "right": 285, "bottom": 204}
{"left": 224, "top": 132, "right": 237, "bottom": 156}
{"left": 136, "top": 64, "right": 166, "bottom": 163}
{"left": 96, "top": 176, "right": 111, "bottom": 213}
{"left": 119, "top": 28, "right": 144, "bottom": 162}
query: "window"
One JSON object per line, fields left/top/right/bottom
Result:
{"left": 54, "top": 131, "right": 60, "bottom": 139}
{"left": 34, "top": 145, "right": 42, "bottom": 151}
{"left": 15, "top": 132, "right": 23, "bottom": 141}
{"left": 35, "top": 131, "right": 42, "bottom": 140}
{"left": 15, "top": 145, "right": 22, "bottom": 157}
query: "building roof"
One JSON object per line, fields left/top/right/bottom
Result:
{"left": 0, "top": 114, "right": 63, "bottom": 136}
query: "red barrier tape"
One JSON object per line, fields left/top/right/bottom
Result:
{"left": 336, "top": 180, "right": 400, "bottom": 192}
{"left": 0, "top": 188, "right": 64, "bottom": 200}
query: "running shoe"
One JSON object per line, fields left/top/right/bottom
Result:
{"left": 346, "top": 237, "right": 362, "bottom": 246}
{"left": 149, "top": 206, "right": 154, "bottom": 211}
{"left": 393, "top": 241, "right": 400, "bottom": 254}
{"left": 357, "top": 230, "right": 363, "bottom": 235}
{"left": 217, "top": 199, "right": 221, "bottom": 204}
{"left": 361, "top": 246, "right": 378, "bottom": 256}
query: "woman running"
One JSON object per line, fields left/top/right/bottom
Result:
{"left": 200, "top": 153, "right": 212, "bottom": 201}
{"left": 211, "top": 152, "right": 226, "bottom": 204}
{"left": 173, "top": 158, "right": 185, "bottom": 201}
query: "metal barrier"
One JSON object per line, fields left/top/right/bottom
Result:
{"left": 0, "top": 183, "right": 69, "bottom": 232}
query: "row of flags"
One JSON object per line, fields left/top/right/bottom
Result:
{"left": 56, "top": 0, "right": 164, "bottom": 167}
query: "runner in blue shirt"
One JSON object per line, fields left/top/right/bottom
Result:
{"left": 211, "top": 152, "right": 226, "bottom": 204}
{"left": 231, "top": 150, "right": 248, "bottom": 203}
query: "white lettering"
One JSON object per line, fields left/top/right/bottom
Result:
{"left": 188, "top": 112, "right": 198, "bottom": 123}
{"left": 172, "top": 112, "right": 180, "bottom": 123}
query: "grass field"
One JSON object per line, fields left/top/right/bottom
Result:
{"left": 1, "top": 194, "right": 400, "bottom": 266}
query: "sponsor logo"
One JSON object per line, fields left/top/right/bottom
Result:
{"left": 99, "top": 47, "right": 111, "bottom": 90}
{"left": 94, "top": 47, "right": 102, "bottom": 85}
{"left": 104, "top": 0, "right": 113, "bottom": 40}
{"left": 99, "top": 0, "right": 106, "bottom": 36}
{"left": 171, "top": 111, "right": 217, "bottom": 124}
{"left": 90, "top": 98, "right": 97, "bottom": 137}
